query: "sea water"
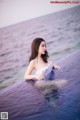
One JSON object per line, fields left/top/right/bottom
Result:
{"left": 0, "top": 6, "right": 80, "bottom": 90}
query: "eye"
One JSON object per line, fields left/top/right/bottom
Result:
{"left": 42, "top": 44, "right": 46, "bottom": 47}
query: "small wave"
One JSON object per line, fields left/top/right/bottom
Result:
{"left": 73, "top": 27, "right": 80, "bottom": 32}
{"left": 0, "top": 51, "right": 11, "bottom": 57}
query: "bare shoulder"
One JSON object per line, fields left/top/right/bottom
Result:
{"left": 31, "top": 58, "right": 38, "bottom": 69}
{"left": 29, "top": 58, "right": 37, "bottom": 69}
{"left": 30, "top": 59, "right": 35, "bottom": 64}
{"left": 29, "top": 59, "right": 35, "bottom": 66}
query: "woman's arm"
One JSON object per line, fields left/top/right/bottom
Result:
{"left": 24, "top": 60, "right": 45, "bottom": 81}
{"left": 24, "top": 60, "right": 36, "bottom": 80}
{"left": 48, "top": 60, "right": 60, "bottom": 70}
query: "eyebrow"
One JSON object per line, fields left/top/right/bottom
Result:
{"left": 41, "top": 43, "right": 46, "bottom": 46}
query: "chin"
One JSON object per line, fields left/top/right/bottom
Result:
{"left": 42, "top": 52, "right": 45, "bottom": 55}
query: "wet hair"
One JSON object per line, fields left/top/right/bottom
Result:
{"left": 29, "top": 38, "right": 49, "bottom": 63}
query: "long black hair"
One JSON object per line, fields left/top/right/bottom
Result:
{"left": 29, "top": 38, "right": 49, "bottom": 63}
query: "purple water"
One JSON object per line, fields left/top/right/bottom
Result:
{"left": 0, "top": 6, "right": 80, "bottom": 120}
{"left": 0, "top": 49, "right": 80, "bottom": 120}
{"left": 0, "top": 6, "right": 80, "bottom": 90}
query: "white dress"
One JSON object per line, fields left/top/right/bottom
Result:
{"left": 35, "top": 64, "right": 55, "bottom": 81}
{"left": 34, "top": 64, "right": 58, "bottom": 92}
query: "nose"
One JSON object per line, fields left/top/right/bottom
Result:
{"left": 44, "top": 46, "right": 46, "bottom": 51}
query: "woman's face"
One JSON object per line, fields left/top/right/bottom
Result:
{"left": 38, "top": 41, "right": 46, "bottom": 55}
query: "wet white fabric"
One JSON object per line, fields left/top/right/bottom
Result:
{"left": 35, "top": 64, "right": 55, "bottom": 81}
{"left": 35, "top": 64, "right": 50, "bottom": 75}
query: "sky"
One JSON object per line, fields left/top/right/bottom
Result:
{"left": 0, "top": 0, "right": 78, "bottom": 28}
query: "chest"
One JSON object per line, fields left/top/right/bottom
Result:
{"left": 35, "top": 60, "right": 49, "bottom": 71}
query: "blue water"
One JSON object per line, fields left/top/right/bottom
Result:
{"left": 12, "top": 49, "right": 80, "bottom": 120}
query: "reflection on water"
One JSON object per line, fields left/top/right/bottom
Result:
{"left": 0, "top": 48, "right": 80, "bottom": 120}
{"left": 44, "top": 89, "right": 59, "bottom": 108}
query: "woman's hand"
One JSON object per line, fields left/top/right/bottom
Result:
{"left": 53, "top": 64, "right": 60, "bottom": 70}
{"left": 35, "top": 74, "right": 44, "bottom": 80}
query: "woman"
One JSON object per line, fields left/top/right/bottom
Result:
{"left": 24, "top": 38, "right": 67, "bottom": 90}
